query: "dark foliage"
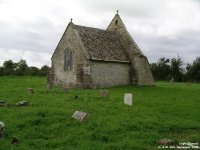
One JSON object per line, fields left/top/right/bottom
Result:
{"left": 0, "top": 59, "right": 50, "bottom": 76}
{"left": 150, "top": 56, "right": 200, "bottom": 82}
{"left": 186, "top": 57, "right": 200, "bottom": 82}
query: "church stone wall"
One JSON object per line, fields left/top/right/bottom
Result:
{"left": 52, "top": 23, "right": 86, "bottom": 88}
{"left": 89, "top": 61, "right": 130, "bottom": 88}
{"left": 131, "top": 56, "right": 155, "bottom": 85}
{"left": 107, "top": 14, "right": 155, "bottom": 86}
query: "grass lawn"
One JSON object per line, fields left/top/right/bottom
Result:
{"left": 0, "top": 76, "right": 200, "bottom": 150}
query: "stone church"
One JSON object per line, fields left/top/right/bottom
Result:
{"left": 50, "top": 12, "right": 154, "bottom": 88}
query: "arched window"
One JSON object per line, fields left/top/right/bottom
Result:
{"left": 64, "top": 49, "right": 73, "bottom": 71}
{"left": 115, "top": 20, "right": 118, "bottom": 25}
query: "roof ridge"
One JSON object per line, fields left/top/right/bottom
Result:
{"left": 74, "top": 24, "right": 114, "bottom": 33}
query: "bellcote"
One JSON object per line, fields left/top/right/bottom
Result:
{"left": 107, "top": 11, "right": 127, "bottom": 32}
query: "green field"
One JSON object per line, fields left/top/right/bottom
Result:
{"left": 0, "top": 76, "right": 200, "bottom": 150}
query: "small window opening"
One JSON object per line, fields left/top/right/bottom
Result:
{"left": 115, "top": 20, "right": 118, "bottom": 25}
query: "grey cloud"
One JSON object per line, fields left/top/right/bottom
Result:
{"left": 79, "top": 0, "right": 167, "bottom": 18}
{"left": 0, "top": 17, "right": 62, "bottom": 53}
{"left": 0, "top": 0, "right": 200, "bottom": 67}
{"left": 133, "top": 29, "right": 200, "bottom": 63}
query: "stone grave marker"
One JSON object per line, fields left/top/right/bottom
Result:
{"left": 47, "top": 71, "right": 54, "bottom": 90}
{"left": 170, "top": 77, "right": 174, "bottom": 83}
{"left": 27, "top": 88, "right": 33, "bottom": 94}
{"left": 124, "top": 93, "right": 133, "bottom": 106}
{"left": 72, "top": 111, "right": 87, "bottom": 122}
{"left": 0, "top": 100, "right": 5, "bottom": 104}
{"left": 157, "top": 138, "right": 175, "bottom": 145}
{"left": 0, "top": 121, "right": 6, "bottom": 138}
{"left": 0, "top": 101, "right": 6, "bottom": 107}
{"left": 15, "top": 101, "right": 29, "bottom": 106}
{"left": 99, "top": 90, "right": 109, "bottom": 97}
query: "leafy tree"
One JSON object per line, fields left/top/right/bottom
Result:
{"left": 170, "top": 56, "right": 184, "bottom": 81}
{"left": 0, "top": 67, "right": 4, "bottom": 76}
{"left": 40, "top": 65, "right": 50, "bottom": 76}
{"left": 28, "top": 66, "right": 40, "bottom": 75}
{"left": 15, "top": 59, "right": 28, "bottom": 75}
{"left": 187, "top": 57, "right": 200, "bottom": 82}
{"left": 157, "top": 57, "right": 170, "bottom": 80}
{"left": 150, "top": 63, "right": 158, "bottom": 80}
{"left": 3, "top": 60, "right": 16, "bottom": 75}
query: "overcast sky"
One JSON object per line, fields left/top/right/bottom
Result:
{"left": 0, "top": 0, "right": 200, "bottom": 67}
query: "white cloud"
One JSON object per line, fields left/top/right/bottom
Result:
{"left": 0, "top": 48, "right": 51, "bottom": 68}
{"left": 0, "top": 0, "right": 200, "bottom": 67}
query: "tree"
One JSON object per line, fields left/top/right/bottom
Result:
{"left": 0, "top": 67, "right": 4, "bottom": 76}
{"left": 150, "top": 63, "right": 158, "bottom": 80}
{"left": 187, "top": 57, "right": 200, "bottom": 82}
{"left": 40, "top": 65, "right": 50, "bottom": 76}
{"left": 3, "top": 60, "right": 16, "bottom": 75}
{"left": 15, "top": 59, "right": 28, "bottom": 75}
{"left": 170, "top": 56, "right": 184, "bottom": 81}
{"left": 150, "top": 57, "right": 171, "bottom": 81}
{"left": 28, "top": 67, "right": 40, "bottom": 75}
{"left": 157, "top": 57, "right": 170, "bottom": 80}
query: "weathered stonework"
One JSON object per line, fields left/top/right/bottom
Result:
{"left": 50, "top": 13, "right": 155, "bottom": 89}
{"left": 107, "top": 14, "right": 154, "bottom": 86}
{"left": 90, "top": 61, "right": 130, "bottom": 88}
{"left": 51, "top": 23, "right": 87, "bottom": 88}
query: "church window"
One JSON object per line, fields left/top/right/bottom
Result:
{"left": 115, "top": 20, "right": 118, "bottom": 25}
{"left": 64, "top": 49, "right": 73, "bottom": 71}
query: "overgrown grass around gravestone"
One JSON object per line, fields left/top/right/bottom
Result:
{"left": 0, "top": 76, "right": 200, "bottom": 150}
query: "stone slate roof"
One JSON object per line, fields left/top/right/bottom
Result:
{"left": 74, "top": 25, "right": 129, "bottom": 62}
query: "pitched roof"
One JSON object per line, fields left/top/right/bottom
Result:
{"left": 74, "top": 25, "right": 130, "bottom": 62}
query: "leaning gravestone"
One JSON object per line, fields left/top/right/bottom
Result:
{"left": 99, "top": 90, "right": 109, "bottom": 97}
{"left": 124, "top": 93, "right": 133, "bottom": 106}
{"left": 27, "top": 88, "right": 33, "bottom": 94}
{"left": 0, "top": 121, "right": 6, "bottom": 138}
{"left": 72, "top": 111, "right": 88, "bottom": 122}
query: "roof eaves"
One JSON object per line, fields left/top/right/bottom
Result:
{"left": 88, "top": 58, "right": 130, "bottom": 63}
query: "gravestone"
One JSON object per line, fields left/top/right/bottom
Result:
{"left": 158, "top": 138, "right": 175, "bottom": 145}
{"left": 170, "top": 77, "right": 174, "bottom": 83}
{"left": 0, "top": 101, "right": 5, "bottom": 104}
{"left": 0, "top": 121, "right": 6, "bottom": 138}
{"left": 47, "top": 70, "right": 54, "bottom": 90}
{"left": 27, "top": 88, "right": 33, "bottom": 94}
{"left": 99, "top": 90, "right": 109, "bottom": 97}
{"left": 16, "top": 101, "right": 29, "bottom": 106}
{"left": 124, "top": 93, "right": 133, "bottom": 106}
{"left": 0, "top": 101, "right": 6, "bottom": 107}
{"left": 72, "top": 111, "right": 87, "bottom": 122}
